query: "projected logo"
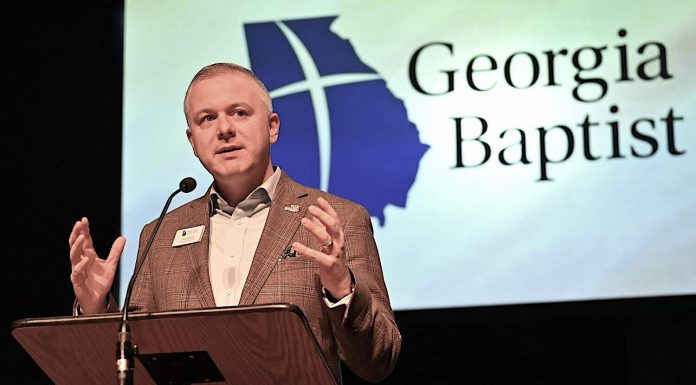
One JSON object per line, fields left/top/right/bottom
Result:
{"left": 244, "top": 16, "right": 428, "bottom": 225}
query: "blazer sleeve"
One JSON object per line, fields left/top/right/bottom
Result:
{"left": 127, "top": 222, "right": 157, "bottom": 312}
{"left": 324, "top": 204, "right": 402, "bottom": 383}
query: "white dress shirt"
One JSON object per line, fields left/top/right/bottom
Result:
{"left": 208, "top": 168, "right": 281, "bottom": 306}
{"left": 208, "top": 167, "right": 353, "bottom": 310}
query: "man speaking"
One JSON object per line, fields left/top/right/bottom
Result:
{"left": 67, "top": 63, "right": 401, "bottom": 382}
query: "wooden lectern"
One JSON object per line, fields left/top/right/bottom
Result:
{"left": 12, "top": 303, "right": 338, "bottom": 385}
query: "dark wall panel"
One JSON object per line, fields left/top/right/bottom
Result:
{"left": 3, "top": 2, "right": 123, "bottom": 384}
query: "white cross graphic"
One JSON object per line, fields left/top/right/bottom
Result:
{"left": 270, "top": 21, "right": 380, "bottom": 191}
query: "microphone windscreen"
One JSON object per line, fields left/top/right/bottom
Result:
{"left": 179, "top": 177, "right": 197, "bottom": 193}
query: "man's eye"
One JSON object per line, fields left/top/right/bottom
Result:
{"left": 202, "top": 115, "right": 214, "bottom": 122}
{"left": 234, "top": 110, "right": 246, "bottom": 117}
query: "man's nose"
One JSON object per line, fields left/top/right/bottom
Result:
{"left": 217, "top": 116, "right": 236, "bottom": 140}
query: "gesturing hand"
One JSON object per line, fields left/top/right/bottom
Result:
{"left": 292, "top": 197, "right": 352, "bottom": 299}
{"left": 68, "top": 217, "right": 125, "bottom": 314}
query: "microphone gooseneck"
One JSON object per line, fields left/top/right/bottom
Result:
{"left": 116, "top": 177, "right": 197, "bottom": 385}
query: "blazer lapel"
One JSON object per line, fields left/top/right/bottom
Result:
{"left": 180, "top": 194, "right": 216, "bottom": 309}
{"left": 238, "top": 173, "right": 308, "bottom": 305}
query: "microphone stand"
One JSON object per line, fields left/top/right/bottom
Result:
{"left": 116, "top": 178, "right": 196, "bottom": 385}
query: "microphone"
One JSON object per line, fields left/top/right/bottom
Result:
{"left": 116, "top": 177, "right": 197, "bottom": 385}
{"left": 180, "top": 177, "right": 197, "bottom": 193}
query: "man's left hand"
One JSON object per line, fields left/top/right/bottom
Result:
{"left": 293, "top": 197, "right": 352, "bottom": 299}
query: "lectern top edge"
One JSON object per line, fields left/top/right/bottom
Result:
{"left": 11, "top": 302, "right": 301, "bottom": 331}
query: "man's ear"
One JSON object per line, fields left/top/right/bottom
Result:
{"left": 269, "top": 113, "right": 280, "bottom": 144}
{"left": 186, "top": 127, "right": 198, "bottom": 156}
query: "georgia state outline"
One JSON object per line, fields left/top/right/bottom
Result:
{"left": 245, "top": 16, "right": 429, "bottom": 226}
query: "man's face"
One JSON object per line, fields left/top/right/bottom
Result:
{"left": 186, "top": 72, "right": 279, "bottom": 181}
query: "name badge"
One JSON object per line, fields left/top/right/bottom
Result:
{"left": 172, "top": 225, "right": 205, "bottom": 247}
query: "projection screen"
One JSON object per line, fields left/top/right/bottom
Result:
{"left": 121, "top": 0, "right": 696, "bottom": 310}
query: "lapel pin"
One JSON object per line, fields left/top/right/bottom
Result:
{"left": 284, "top": 204, "right": 300, "bottom": 213}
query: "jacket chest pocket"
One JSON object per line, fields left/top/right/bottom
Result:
{"left": 257, "top": 257, "right": 321, "bottom": 305}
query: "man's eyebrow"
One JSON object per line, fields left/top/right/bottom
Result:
{"left": 192, "top": 107, "right": 215, "bottom": 116}
{"left": 192, "top": 102, "right": 254, "bottom": 116}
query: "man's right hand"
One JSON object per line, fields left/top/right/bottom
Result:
{"left": 68, "top": 217, "right": 125, "bottom": 314}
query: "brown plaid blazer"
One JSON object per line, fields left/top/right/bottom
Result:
{"left": 123, "top": 172, "right": 401, "bottom": 382}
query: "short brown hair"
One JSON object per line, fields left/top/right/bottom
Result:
{"left": 183, "top": 63, "right": 273, "bottom": 125}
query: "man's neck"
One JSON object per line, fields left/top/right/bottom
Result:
{"left": 213, "top": 164, "right": 274, "bottom": 207}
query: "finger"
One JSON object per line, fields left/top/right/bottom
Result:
{"left": 69, "top": 234, "right": 86, "bottom": 266}
{"left": 81, "top": 217, "right": 94, "bottom": 249}
{"left": 301, "top": 217, "right": 332, "bottom": 248}
{"left": 70, "top": 255, "right": 90, "bottom": 285}
{"left": 308, "top": 205, "right": 340, "bottom": 240}
{"left": 310, "top": 214, "right": 325, "bottom": 230}
{"left": 306, "top": 212, "right": 329, "bottom": 238}
{"left": 81, "top": 217, "right": 91, "bottom": 236}
{"left": 68, "top": 220, "right": 82, "bottom": 247}
{"left": 317, "top": 197, "right": 338, "bottom": 218}
{"left": 308, "top": 206, "right": 342, "bottom": 244}
{"left": 311, "top": 215, "right": 333, "bottom": 248}
{"left": 292, "top": 241, "right": 330, "bottom": 266}
{"left": 82, "top": 243, "right": 99, "bottom": 261}
{"left": 316, "top": 198, "right": 346, "bottom": 244}
{"left": 105, "top": 236, "right": 126, "bottom": 266}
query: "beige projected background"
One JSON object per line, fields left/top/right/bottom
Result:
{"left": 122, "top": 0, "right": 696, "bottom": 310}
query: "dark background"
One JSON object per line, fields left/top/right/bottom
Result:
{"left": 3, "top": 2, "right": 694, "bottom": 384}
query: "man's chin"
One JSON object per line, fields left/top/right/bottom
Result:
{"left": 203, "top": 159, "right": 269, "bottom": 184}
{"left": 210, "top": 165, "right": 253, "bottom": 180}
{"left": 212, "top": 169, "right": 245, "bottom": 180}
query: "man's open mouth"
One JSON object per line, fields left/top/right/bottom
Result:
{"left": 217, "top": 147, "right": 242, "bottom": 154}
